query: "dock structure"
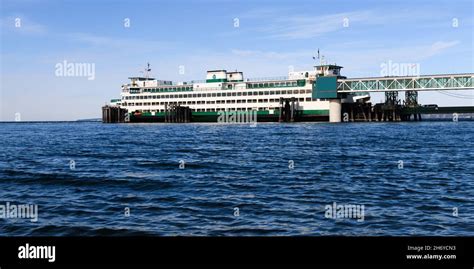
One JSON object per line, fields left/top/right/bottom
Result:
{"left": 402, "top": 91, "right": 421, "bottom": 121}
{"left": 337, "top": 103, "right": 474, "bottom": 122}
{"left": 164, "top": 103, "right": 192, "bottom": 123}
{"left": 341, "top": 102, "right": 372, "bottom": 122}
{"left": 278, "top": 97, "right": 300, "bottom": 122}
{"left": 102, "top": 105, "right": 127, "bottom": 123}
{"left": 316, "top": 73, "right": 474, "bottom": 122}
{"left": 402, "top": 106, "right": 474, "bottom": 120}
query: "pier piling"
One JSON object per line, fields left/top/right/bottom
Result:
{"left": 164, "top": 103, "right": 192, "bottom": 123}
{"left": 279, "top": 97, "right": 300, "bottom": 122}
{"left": 102, "top": 105, "right": 127, "bottom": 123}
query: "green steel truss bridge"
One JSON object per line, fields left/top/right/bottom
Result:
{"left": 311, "top": 70, "right": 474, "bottom": 122}
{"left": 336, "top": 73, "right": 474, "bottom": 93}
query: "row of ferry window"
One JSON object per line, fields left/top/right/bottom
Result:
{"left": 145, "top": 107, "right": 279, "bottom": 112}
{"left": 134, "top": 81, "right": 302, "bottom": 93}
{"left": 124, "top": 97, "right": 314, "bottom": 106}
{"left": 140, "top": 86, "right": 194, "bottom": 93}
{"left": 141, "top": 107, "right": 278, "bottom": 113}
{"left": 123, "top": 89, "right": 312, "bottom": 100}
{"left": 247, "top": 81, "right": 303, "bottom": 88}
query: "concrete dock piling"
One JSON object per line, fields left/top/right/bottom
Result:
{"left": 329, "top": 99, "right": 342, "bottom": 123}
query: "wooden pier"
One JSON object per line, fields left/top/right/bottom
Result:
{"left": 164, "top": 103, "right": 192, "bottom": 123}
{"left": 278, "top": 97, "right": 301, "bottom": 122}
{"left": 341, "top": 103, "right": 474, "bottom": 122}
{"left": 102, "top": 105, "right": 127, "bottom": 123}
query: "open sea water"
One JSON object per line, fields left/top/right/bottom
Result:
{"left": 0, "top": 121, "right": 473, "bottom": 236}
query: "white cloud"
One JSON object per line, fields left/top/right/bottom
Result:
{"left": 228, "top": 40, "right": 462, "bottom": 78}
{"left": 66, "top": 32, "right": 172, "bottom": 52}
{"left": 236, "top": 7, "right": 460, "bottom": 40}
{"left": 231, "top": 49, "right": 314, "bottom": 60}
{"left": 261, "top": 11, "right": 372, "bottom": 40}
{"left": 428, "top": 41, "right": 461, "bottom": 56}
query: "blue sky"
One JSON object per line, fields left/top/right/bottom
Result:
{"left": 1, "top": 0, "right": 473, "bottom": 121}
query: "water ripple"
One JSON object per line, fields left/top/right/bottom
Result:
{"left": 0, "top": 122, "right": 473, "bottom": 236}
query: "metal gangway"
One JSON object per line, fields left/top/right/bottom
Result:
{"left": 337, "top": 73, "right": 474, "bottom": 93}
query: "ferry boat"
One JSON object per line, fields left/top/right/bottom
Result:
{"left": 109, "top": 62, "right": 367, "bottom": 123}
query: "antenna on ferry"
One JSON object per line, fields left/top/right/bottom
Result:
{"left": 145, "top": 62, "right": 151, "bottom": 79}
{"left": 140, "top": 63, "right": 152, "bottom": 79}
{"left": 317, "top": 49, "right": 326, "bottom": 70}
{"left": 312, "top": 49, "right": 320, "bottom": 64}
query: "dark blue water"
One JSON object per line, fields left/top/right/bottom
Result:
{"left": 0, "top": 122, "right": 473, "bottom": 236}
